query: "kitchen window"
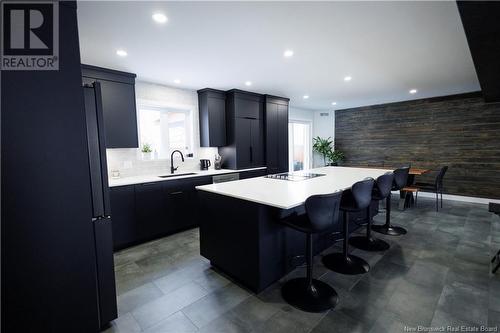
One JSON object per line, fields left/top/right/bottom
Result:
{"left": 138, "top": 105, "right": 193, "bottom": 159}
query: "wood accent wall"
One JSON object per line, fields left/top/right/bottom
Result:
{"left": 335, "top": 92, "right": 500, "bottom": 199}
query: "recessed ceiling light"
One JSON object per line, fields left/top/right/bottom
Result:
{"left": 344, "top": 76, "right": 352, "bottom": 82}
{"left": 331, "top": 102, "right": 337, "bottom": 106}
{"left": 152, "top": 13, "right": 168, "bottom": 24}
{"left": 409, "top": 89, "right": 418, "bottom": 94}
{"left": 284, "top": 50, "right": 294, "bottom": 57}
{"left": 174, "top": 79, "right": 181, "bottom": 84}
{"left": 303, "top": 95, "right": 309, "bottom": 99}
{"left": 245, "top": 81, "right": 252, "bottom": 86}
{"left": 116, "top": 49, "right": 127, "bottom": 57}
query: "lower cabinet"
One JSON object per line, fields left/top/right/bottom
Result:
{"left": 109, "top": 171, "right": 266, "bottom": 251}
{"left": 110, "top": 175, "right": 213, "bottom": 251}
{"left": 110, "top": 185, "right": 136, "bottom": 250}
{"left": 135, "top": 182, "right": 167, "bottom": 241}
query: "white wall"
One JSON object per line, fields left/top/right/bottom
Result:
{"left": 288, "top": 107, "right": 335, "bottom": 168}
{"left": 312, "top": 110, "right": 335, "bottom": 167}
{"left": 106, "top": 81, "right": 217, "bottom": 177}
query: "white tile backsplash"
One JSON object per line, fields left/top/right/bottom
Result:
{"left": 106, "top": 81, "right": 218, "bottom": 178}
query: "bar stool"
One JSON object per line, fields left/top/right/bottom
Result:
{"left": 322, "top": 178, "right": 374, "bottom": 275}
{"left": 281, "top": 191, "right": 343, "bottom": 313}
{"left": 372, "top": 167, "right": 409, "bottom": 236}
{"left": 349, "top": 172, "right": 393, "bottom": 252}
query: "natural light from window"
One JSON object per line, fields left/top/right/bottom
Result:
{"left": 288, "top": 121, "right": 311, "bottom": 171}
{"left": 138, "top": 106, "right": 193, "bottom": 159}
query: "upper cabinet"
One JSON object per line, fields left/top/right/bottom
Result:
{"left": 265, "top": 96, "right": 289, "bottom": 174}
{"left": 220, "top": 90, "right": 265, "bottom": 169}
{"left": 81, "top": 65, "right": 139, "bottom": 148}
{"left": 197, "top": 89, "right": 226, "bottom": 147}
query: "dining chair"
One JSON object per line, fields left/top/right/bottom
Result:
{"left": 414, "top": 166, "right": 448, "bottom": 212}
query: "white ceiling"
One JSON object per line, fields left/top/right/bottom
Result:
{"left": 77, "top": 1, "right": 480, "bottom": 111}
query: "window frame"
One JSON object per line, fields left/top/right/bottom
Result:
{"left": 136, "top": 103, "right": 194, "bottom": 160}
{"left": 288, "top": 119, "right": 313, "bottom": 171}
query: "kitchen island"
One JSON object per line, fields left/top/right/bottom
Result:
{"left": 196, "top": 166, "right": 391, "bottom": 292}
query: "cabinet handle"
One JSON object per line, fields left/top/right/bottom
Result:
{"left": 250, "top": 146, "right": 253, "bottom": 162}
{"left": 170, "top": 191, "right": 183, "bottom": 195}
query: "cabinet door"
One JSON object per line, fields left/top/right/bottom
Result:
{"left": 277, "top": 104, "right": 289, "bottom": 173}
{"left": 235, "top": 118, "right": 252, "bottom": 168}
{"left": 208, "top": 97, "right": 226, "bottom": 146}
{"left": 235, "top": 98, "right": 261, "bottom": 119}
{"left": 110, "top": 186, "right": 136, "bottom": 250}
{"left": 250, "top": 118, "right": 264, "bottom": 166}
{"left": 164, "top": 180, "right": 193, "bottom": 232}
{"left": 99, "top": 80, "right": 139, "bottom": 148}
{"left": 265, "top": 102, "right": 279, "bottom": 173}
{"left": 135, "top": 182, "right": 167, "bottom": 240}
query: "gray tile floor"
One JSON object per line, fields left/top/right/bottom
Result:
{"left": 106, "top": 198, "right": 500, "bottom": 333}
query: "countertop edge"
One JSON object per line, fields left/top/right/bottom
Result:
{"left": 108, "top": 167, "right": 267, "bottom": 187}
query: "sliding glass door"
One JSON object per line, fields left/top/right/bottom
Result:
{"left": 288, "top": 121, "right": 312, "bottom": 171}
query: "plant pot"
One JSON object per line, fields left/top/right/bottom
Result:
{"left": 142, "top": 152, "right": 152, "bottom": 160}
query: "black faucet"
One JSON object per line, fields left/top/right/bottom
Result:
{"left": 170, "top": 150, "right": 185, "bottom": 174}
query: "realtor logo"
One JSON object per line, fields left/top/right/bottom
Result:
{"left": 1, "top": 1, "right": 59, "bottom": 70}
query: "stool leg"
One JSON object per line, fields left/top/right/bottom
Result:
{"left": 281, "top": 233, "right": 339, "bottom": 313}
{"left": 372, "top": 193, "right": 407, "bottom": 236}
{"left": 386, "top": 193, "right": 391, "bottom": 227}
{"left": 349, "top": 204, "right": 390, "bottom": 252}
{"left": 343, "top": 212, "right": 349, "bottom": 260}
{"left": 322, "top": 211, "right": 370, "bottom": 275}
{"left": 306, "top": 233, "right": 313, "bottom": 289}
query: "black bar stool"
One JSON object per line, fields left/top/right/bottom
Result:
{"left": 372, "top": 167, "right": 409, "bottom": 236}
{"left": 322, "top": 178, "right": 374, "bottom": 275}
{"left": 281, "top": 191, "right": 343, "bottom": 313}
{"left": 349, "top": 172, "right": 393, "bottom": 252}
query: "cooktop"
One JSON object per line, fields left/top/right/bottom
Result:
{"left": 265, "top": 172, "right": 326, "bottom": 181}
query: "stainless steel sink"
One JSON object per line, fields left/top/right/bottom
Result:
{"left": 158, "top": 172, "right": 197, "bottom": 178}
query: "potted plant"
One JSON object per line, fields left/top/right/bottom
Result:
{"left": 141, "top": 143, "right": 153, "bottom": 160}
{"left": 312, "top": 136, "right": 334, "bottom": 166}
{"left": 327, "top": 149, "right": 345, "bottom": 166}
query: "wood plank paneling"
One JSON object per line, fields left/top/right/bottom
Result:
{"left": 335, "top": 92, "right": 500, "bottom": 199}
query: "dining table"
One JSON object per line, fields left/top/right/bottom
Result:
{"left": 350, "top": 165, "right": 431, "bottom": 209}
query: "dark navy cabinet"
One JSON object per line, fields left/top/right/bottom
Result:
{"left": 135, "top": 182, "right": 167, "bottom": 241}
{"left": 82, "top": 65, "right": 139, "bottom": 148}
{"left": 220, "top": 90, "right": 265, "bottom": 169}
{"left": 198, "top": 89, "right": 226, "bottom": 147}
{"left": 265, "top": 96, "right": 289, "bottom": 174}
{"left": 110, "top": 171, "right": 264, "bottom": 250}
{"left": 110, "top": 185, "right": 137, "bottom": 249}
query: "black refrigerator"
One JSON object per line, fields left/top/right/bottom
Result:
{"left": 83, "top": 81, "right": 118, "bottom": 329}
{"left": 1, "top": 3, "right": 117, "bottom": 331}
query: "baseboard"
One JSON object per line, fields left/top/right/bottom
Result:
{"left": 393, "top": 190, "right": 500, "bottom": 205}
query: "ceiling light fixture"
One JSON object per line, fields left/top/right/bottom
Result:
{"left": 152, "top": 13, "right": 168, "bottom": 24}
{"left": 409, "top": 89, "right": 418, "bottom": 94}
{"left": 174, "top": 79, "right": 181, "bottom": 84}
{"left": 303, "top": 95, "right": 309, "bottom": 99}
{"left": 284, "top": 50, "right": 294, "bottom": 58}
{"left": 344, "top": 76, "right": 352, "bottom": 82}
{"left": 116, "top": 49, "right": 127, "bottom": 57}
{"left": 331, "top": 102, "right": 337, "bottom": 106}
{"left": 245, "top": 81, "right": 252, "bottom": 86}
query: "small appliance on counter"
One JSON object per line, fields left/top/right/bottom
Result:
{"left": 214, "top": 153, "right": 222, "bottom": 170}
{"left": 200, "top": 159, "right": 211, "bottom": 170}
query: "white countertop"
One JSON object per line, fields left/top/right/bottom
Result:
{"left": 108, "top": 167, "right": 267, "bottom": 187}
{"left": 196, "top": 166, "right": 392, "bottom": 210}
